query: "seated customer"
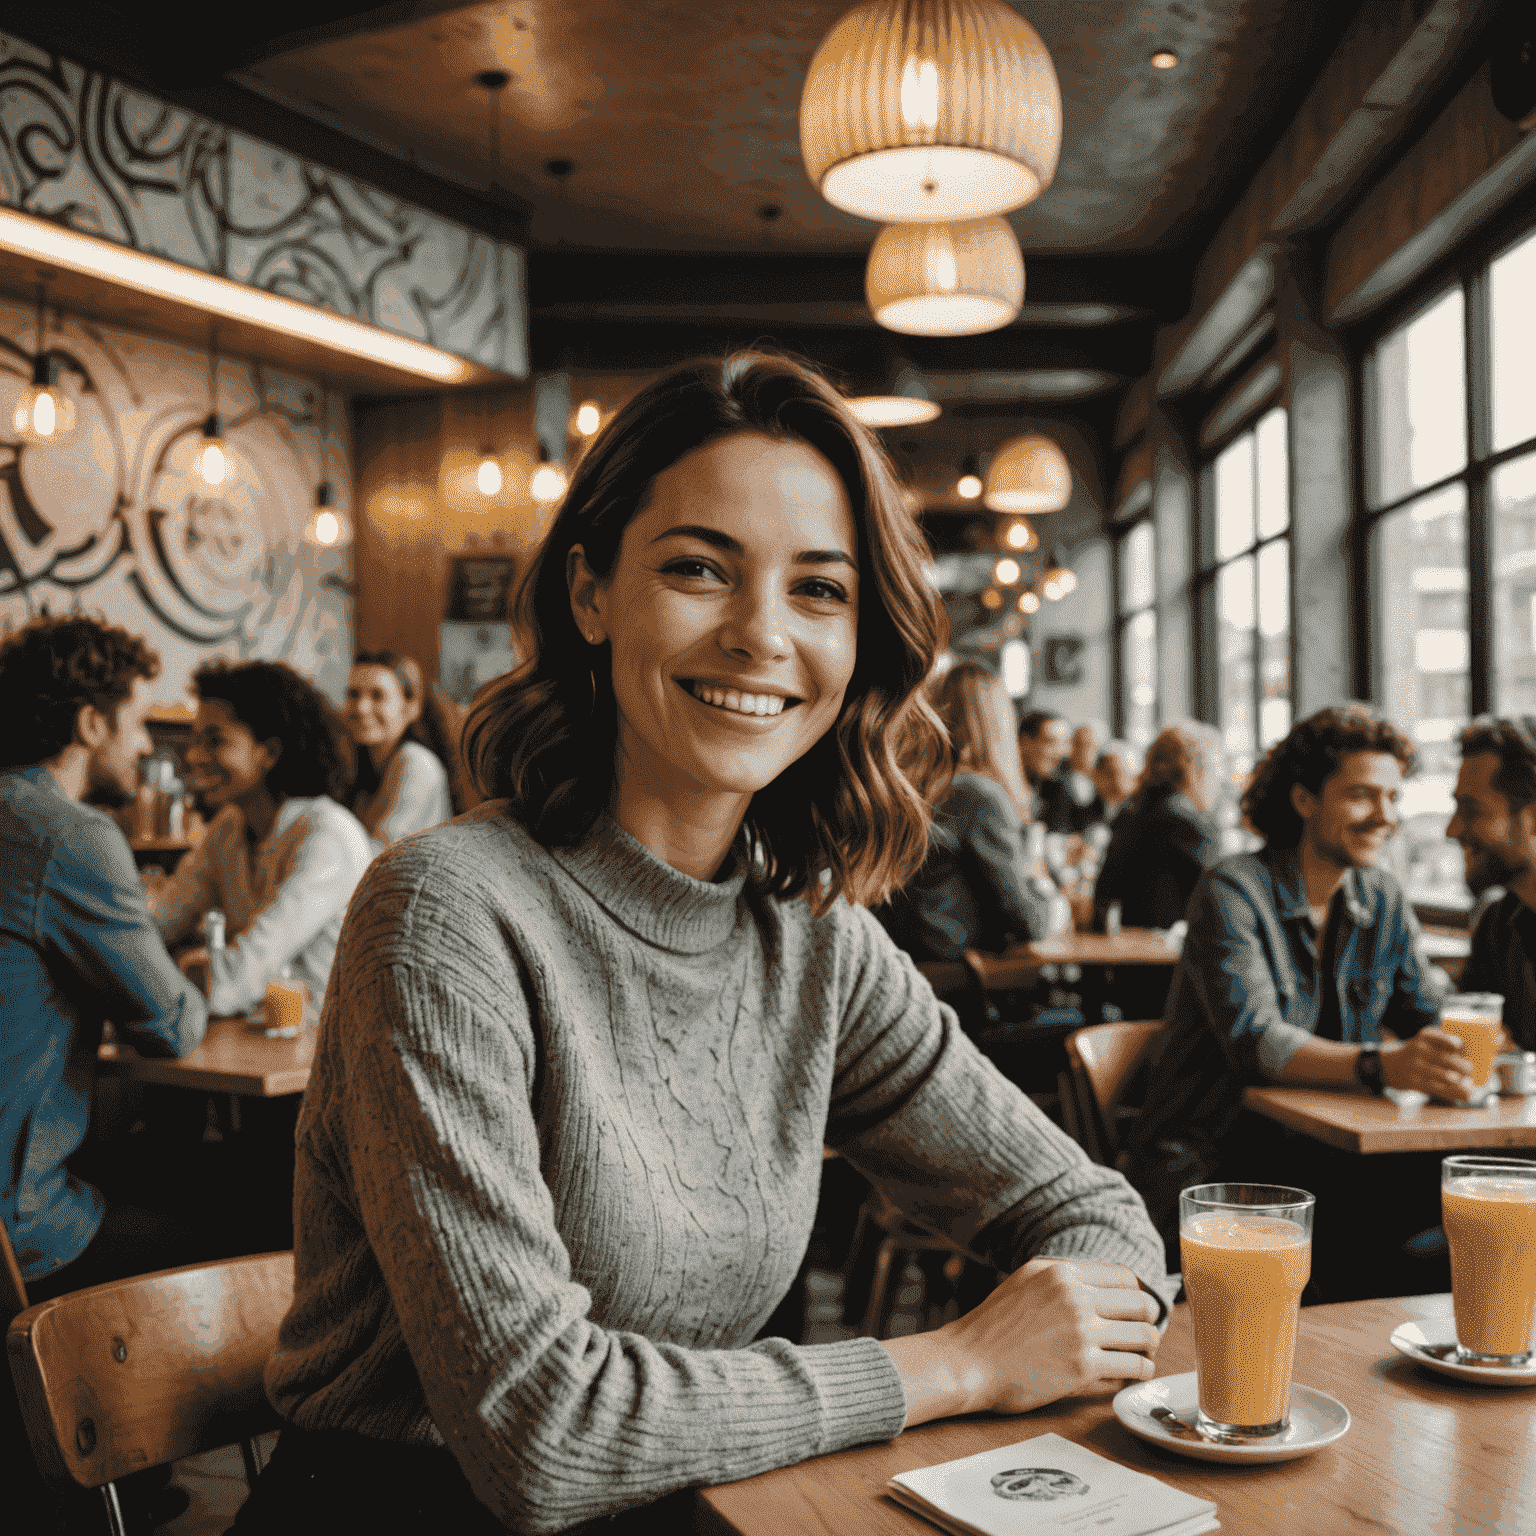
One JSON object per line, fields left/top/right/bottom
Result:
{"left": 1092, "top": 723, "right": 1223, "bottom": 931}
{"left": 1042, "top": 721, "right": 1106, "bottom": 833}
{"left": 1124, "top": 705, "right": 1471, "bottom": 1284}
{"left": 1, "top": 616, "right": 208, "bottom": 1531}
{"left": 342, "top": 650, "right": 460, "bottom": 847}
{"left": 150, "top": 660, "right": 373, "bottom": 1016}
{"left": 1090, "top": 740, "right": 1140, "bottom": 826}
{"left": 881, "top": 660, "right": 1052, "bottom": 960}
{"left": 0, "top": 615, "right": 208, "bottom": 1290}
{"left": 1017, "top": 707, "right": 1072, "bottom": 828}
{"left": 1448, "top": 716, "right": 1536, "bottom": 1049}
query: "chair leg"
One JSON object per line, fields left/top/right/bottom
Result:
{"left": 862, "top": 1235, "right": 899, "bottom": 1339}
{"left": 240, "top": 1434, "right": 267, "bottom": 1486}
{"left": 101, "top": 1481, "right": 129, "bottom": 1536}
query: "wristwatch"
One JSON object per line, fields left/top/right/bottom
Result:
{"left": 1355, "top": 1041, "right": 1385, "bottom": 1096}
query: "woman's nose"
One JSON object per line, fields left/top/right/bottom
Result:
{"left": 720, "top": 584, "right": 790, "bottom": 659}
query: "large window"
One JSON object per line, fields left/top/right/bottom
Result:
{"left": 1366, "top": 222, "right": 1536, "bottom": 909}
{"left": 1116, "top": 517, "right": 1157, "bottom": 748}
{"left": 1204, "top": 406, "right": 1291, "bottom": 780}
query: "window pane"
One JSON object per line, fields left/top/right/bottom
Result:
{"left": 1255, "top": 408, "right": 1289, "bottom": 539}
{"left": 1256, "top": 540, "right": 1291, "bottom": 748}
{"left": 1371, "top": 286, "right": 1467, "bottom": 509}
{"left": 1121, "top": 609, "right": 1157, "bottom": 750}
{"left": 1214, "top": 433, "right": 1255, "bottom": 560}
{"left": 1492, "top": 449, "right": 1536, "bottom": 716}
{"left": 1491, "top": 227, "right": 1536, "bottom": 453}
{"left": 1217, "top": 555, "right": 1256, "bottom": 772}
{"left": 1374, "top": 481, "right": 1469, "bottom": 911}
{"left": 1120, "top": 520, "right": 1154, "bottom": 609}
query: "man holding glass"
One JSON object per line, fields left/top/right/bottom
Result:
{"left": 1447, "top": 716, "right": 1536, "bottom": 1050}
{"left": 1123, "top": 705, "right": 1474, "bottom": 1296}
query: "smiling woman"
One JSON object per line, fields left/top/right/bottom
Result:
{"left": 236, "top": 354, "right": 1175, "bottom": 1536}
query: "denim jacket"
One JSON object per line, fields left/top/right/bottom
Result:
{"left": 1127, "top": 845, "right": 1442, "bottom": 1168}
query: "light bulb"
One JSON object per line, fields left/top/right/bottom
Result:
{"left": 12, "top": 358, "right": 77, "bottom": 446}
{"left": 531, "top": 462, "right": 568, "bottom": 503}
{"left": 957, "top": 474, "right": 982, "bottom": 500}
{"left": 575, "top": 401, "right": 602, "bottom": 436}
{"left": 1150, "top": 50, "right": 1179, "bottom": 69}
{"left": 1018, "top": 591, "right": 1041, "bottom": 614}
{"left": 198, "top": 439, "right": 227, "bottom": 488}
{"left": 994, "top": 558, "right": 1021, "bottom": 585}
{"left": 302, "top": 485, "right": 352, "bottom": 548}
{"left": 1055, "top": 569, "right": 1078, "bottom": 596}
{"left": 980, "top": 587, "right": 1003, "bottom": 610}
{"left": 312, "top": 510, "right": 340, "bottom": 545}
{"left": 477, "top": 455, "right": 503, "bottom": 496}
{"left": 1004, "top": 519, "right": 1036, "bottom": 551}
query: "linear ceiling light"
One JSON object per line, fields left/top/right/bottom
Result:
{"left": 0, "top": 207, "right": 475, "bottom": 384}
{"left": 847, "top": 394, "right": 941, "bottom": 427}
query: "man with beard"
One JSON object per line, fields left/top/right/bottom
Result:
{"left": 1447, "top": 717, "right": 1536, "bottom": 1050}
{"left": 1123, "top": 705, "right": 1469, "bottom": 1296}
{"left": 0, "top": 614, "right": 206, "bottom": 1528}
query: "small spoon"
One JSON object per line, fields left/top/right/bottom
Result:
{"left": 1150, "top": 1406, "right": 1248, "bottom": 1445}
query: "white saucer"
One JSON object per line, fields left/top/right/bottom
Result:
{"left": 1112, "top": 1373, "right": 1350, "bottom": 1464}
{"left": 1389, "top": 1317, "right": 1536, "bottom": 1385}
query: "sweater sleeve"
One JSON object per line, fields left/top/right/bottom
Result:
{"left": 957, "top": 779, "right": 1051, "bottom": 942}
{"left": 826, "top": 905, "right": 1175, "bottom": 1315}
{"left": 309, "top": 870, "right": 905, "bottom": 1534}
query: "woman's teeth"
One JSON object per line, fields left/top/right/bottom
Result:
{"left": 690, "top": 683, "right": 786, "bottom": 716}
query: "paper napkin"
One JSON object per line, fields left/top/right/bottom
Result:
{"left": 888, "top": 1433, "right": 1218, "bottom": 1536}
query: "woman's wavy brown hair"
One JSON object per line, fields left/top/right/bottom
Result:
{"left": 463, "top": 351, "right": 950, "bottom": 913}
{"left": 930, "top": 661, "right": 1031, "bottom": 822}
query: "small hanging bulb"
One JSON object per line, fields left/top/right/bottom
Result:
{"left": 530, "top": 445, "right": 568, "bottom": 505}
{"left": 956, "top": 473, "right": 982, "bottom": 500}
{"left": 12, "top": 356, "right": 77, "bottom": 447}
{"left": 302, "top": 481, "right": 353, "bottom": 548}
{"left": 1004, "top": 519, "right": 1036, "bottom": 551}
{"left": 574, "top": 401, "right": 601, "bottom": 436}
{"left": 477, "top": 453, "right": 503, "bottom": 496}
{"left": 196, "top": 414, "right": 228, "bottom": 489}
{"left": 994, "top": 557, "right": 1021, "bottom": 585}
{"left": 1018, "top": 590, "right": 1041, "bottom": 614}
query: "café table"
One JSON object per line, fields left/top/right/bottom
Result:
{"left": 697, "top": 1292, "right": 1533, "bottom": 1536}
{"left": 97, "top": 1015, "right": 314, "bottom": 1098}
{"left": 1242, "top": 1083, "right": 1536, "bottom": 1154}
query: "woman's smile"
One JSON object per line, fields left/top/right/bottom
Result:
{"left": 679, "top": 677, "right": 801, "bottom": 718}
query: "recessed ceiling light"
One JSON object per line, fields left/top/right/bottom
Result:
{"left": 1150, "top": 50, "right": 1179, "bottom": 70}
{"left": 847, "top": 394, "right": 941, "bottom": 427}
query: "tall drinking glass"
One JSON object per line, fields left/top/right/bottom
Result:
{"left": 1439, "top": 993, "right": 1504, "bottom": 1102}
{"left": 1179, "top": 1183, "right": 1314, "bottom": 1437}
{"left": 1441, "top": 1155, "right": 1536, "bottom": 1363}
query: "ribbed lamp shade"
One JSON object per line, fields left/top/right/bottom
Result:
{"left": 984, "top": 433, "right": 1071, "bottom": 512}
{"left": 866, "top": 217, "right": 1023, "bottom": 336}
{"left": 800, "top": 0, "right": 1062, "bottom": 224}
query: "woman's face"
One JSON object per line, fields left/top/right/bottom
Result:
{"left": 343, "top": 664, "right": 418, "bottom": 752}
{"left": 569, "top": 432, "right": 860, "bottom": 813}
{"left": 185, "top": 697, "right": 277, "bottom": 812}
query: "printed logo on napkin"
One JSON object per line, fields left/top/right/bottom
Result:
{"left": 888, "top": 1433, "right": 1218, "bottom": 1536}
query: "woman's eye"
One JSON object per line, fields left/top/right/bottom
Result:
{"left": 663, "top": 558, "right": 722, "bottom": 581}
{"left": 799, "top": 578, "right": 849, "bottom": 603}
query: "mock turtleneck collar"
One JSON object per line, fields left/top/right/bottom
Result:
{"left": 552, "top": 812, "right": 750, "bottom": 955}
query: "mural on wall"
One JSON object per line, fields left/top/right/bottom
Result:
{"left": 0, "top": 294, "right": 354, "bottom": 702}
{"left": 0, "top": 31, "right": 527, "bottom": 377}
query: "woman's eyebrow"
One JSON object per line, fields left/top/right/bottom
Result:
{"left": 651, "top": 524, "right": 856, "bottom": 569}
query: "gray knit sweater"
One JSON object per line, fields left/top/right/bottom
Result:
{"left": 266, "top": 805, "right": 1173, "bottom": 1533}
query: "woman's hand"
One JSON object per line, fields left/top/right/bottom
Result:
{"left": 882, "top": 1257, "right": 1161, "bottom": 1427}
{"left": 1382, "top": 1028, "right": 1476, "bottom": 1101}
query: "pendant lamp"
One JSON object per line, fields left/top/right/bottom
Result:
{"left": 800, "top": 0, "right": 1062, "bottom": 224}
{"left": 303, "top": 389, "right": 353, "bottom": 548}
{"left": 866, "top": 217, "right": 1023, "bottom": 336}
{"left": 1040, "top": 543, "right": 1077, "bottom": 601}
{"left": 13, "top": 282, "right": 77, "bottom": 446}
{"left": 984, "top": 433, "right": 1071, "bottom": 513}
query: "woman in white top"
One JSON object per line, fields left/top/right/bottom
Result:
{"left": 150, "top": 660, "right": 374, "bottom": 1016}
{"left": 342, "top": 651, "right": 460, "bottom": 847}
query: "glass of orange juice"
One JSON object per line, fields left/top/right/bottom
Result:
{"left": 1441, "top": 1155, "right": 1536, "bottom": 1364}
{"left": 1439, "top": 993, "right": 1504, "bottom": 1103}
{"left": 263, "top": 977, "right": 310, "bottom": 1037}
{"left": 1179, "top": 1183, "right": 1314, "bottom": 1438}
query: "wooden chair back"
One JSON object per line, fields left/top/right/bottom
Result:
{"left": 1064, "top": 1021, "right": 1165, "bottom": 1165}
{"left": 0, "top": 1219, "right": 28, "bottom": 1326}
{"left": 6, "top": 1250, "right": 293, "bottom": 1504}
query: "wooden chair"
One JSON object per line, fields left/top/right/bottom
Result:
{"left": 844, "top": 1188, "right": 967, "bottom": 1340}
{"left": 6, "top": 1250, "right": 294, "bottom": 1536}
{"left": 1, "top": 1219, "right": 28, "bottom": 1327}
{"left": 1063, "top": 1020, "right": 1165, "bottom": 1166}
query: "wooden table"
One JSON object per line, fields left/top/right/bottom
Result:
{"left": 1242, "top": 1084, "right": 1536, "bottom": 1154}
{"left": 697, "top": 1294, "right": 1534, "bottom": 1536}
{"left": 967, "top": 929, "right": 1182, "bottom": 992}
{"left": 98, "top": 1016, "right": 314, "bottom": 1097}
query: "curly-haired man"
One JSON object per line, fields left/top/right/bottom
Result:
{"left": 1123, "top": 705, "right": 1470, "bottom": 1295}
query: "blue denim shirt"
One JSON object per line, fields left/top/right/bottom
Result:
{"left": 1127, "top": 845, "right": 1442, "bottom": 1166}
{"left": 1, "top": 765, "right": 207, "bottom": 1281}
